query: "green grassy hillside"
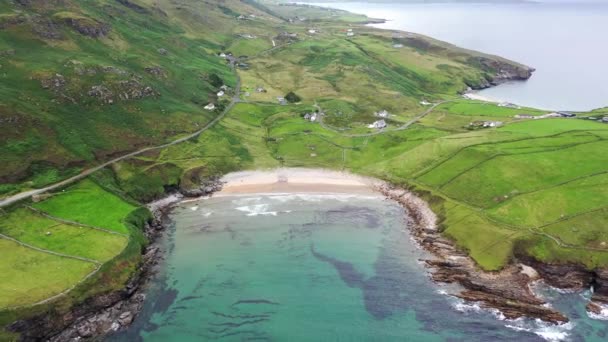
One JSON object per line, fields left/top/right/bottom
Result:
{"left": 2, "top": 0, "right": 607, "bottom": 339}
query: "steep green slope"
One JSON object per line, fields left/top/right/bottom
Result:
{"left": 0, "top": 0, "right": 266, "bottom": 194}
{"left": 4, "top": 0, "right": 605, "bottom": 339}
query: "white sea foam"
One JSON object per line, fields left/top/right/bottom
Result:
{"left": 235, "top": 204, "right": 278, "bottom": 217}
{"left": 452, "top": 300, "right": 483, "bottom": 314}
{"left": 505, "top": 319, "right": 574, "bottom": 342}
{"left": 190, "top": 206, "right": 198, "bottom": 211}
{"left": 203, "top": 212, "right": 212, "bottom": 217}
{"left": 587, "top": 302, "right": 608, "bottom": 321}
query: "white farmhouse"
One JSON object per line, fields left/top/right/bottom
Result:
{"left": 368, "top": 119, "right": 387, "bottom": 129}
{"left": 204, "top": 103, "right": 216, "bottom": 111}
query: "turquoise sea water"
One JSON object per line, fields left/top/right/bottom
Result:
{"left": 113, "top": 194, "right": 608, "bottom": 341}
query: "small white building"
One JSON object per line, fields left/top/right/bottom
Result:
{"left": 303, "top": 113, "right": 317, "bottom": 122}
{"left": 374, "top": 110, "right": 389, "bottom": 118}
{"left": 368, "top": 119, "right": 387, "bottom": 129}
{"left": 219, "top": 52, "right": 227, "bottom": 58}
{"left": 308, "top": 29, "right": 317, "bottom": 34}
{"left": 204, "top": 103, "right": 216, "bottom": 111}
{"left": 393, "top": 43, "right": 404, "bottom": 48}
{"left": 420, "top": 100, "right": 431, "bottom": 106}
{"left": 515, "top": 114, "right": 534, "bottom": 119}
{"left": 346, "top": 31, "right": 355, "bottom": 37}
{"left": 602, "top": 117, "right": 608, "bottom": 123}
{"left": 217, "top": 90, "right": 225, "bottom": 97}
{"left": 483, "top": 121, "right": 503, "bottom": 128}
{"left": 498, "top": 102, "right": 520, "bottom": 109}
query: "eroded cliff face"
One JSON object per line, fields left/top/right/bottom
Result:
{"left": 466, "top": 56, "right": 535, "bottom": 89}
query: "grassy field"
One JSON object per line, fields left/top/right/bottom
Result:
{"left": 2, "top": 0, "right": 608, "bottom": 337}
{"left": 33, "top": 179, "right": 135, "bottom": 234}
{"left": 0, "top": 208, "right": 127, "bottom": 262}
{"left": 0, "top": 238, "right": 97, "bottom": 308}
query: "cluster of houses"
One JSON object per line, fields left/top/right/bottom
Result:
{"left": 469, "top": 120, "right": 503, "bottom": 129}
{"left": 287, "top": 16, "right": 308, "bottom": 23}
{"left": 515, "top": 111, "right": 577, "bottom": 120}
{"left": 498, "top": 102, "right": 520, "bottom": 109}
{"left": 368, "top": 119, "right": 387, "bottom": 129}
{"left": 346, "top": 28, "right": 355, "bottom": 37}
{"left": 587, "top": 116, "right": 608, "bottom": 123}
{"left": 303, "top": 112, "right": 319, "bottom": 122}
{"left": 239, "top": 33, "right": 256, "bottom": 39}
{"left": 237, "top": 14, "right": 257, "bottom": 20}
{"left": 374, "top": 110, "right": 390, "bottom": 118}
{"left": 205, "top": 85, "right": 231, "bottom": 111}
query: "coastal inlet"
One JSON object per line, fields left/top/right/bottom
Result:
{"left": 110, "top": 188, "right": 598, "bottom": 341}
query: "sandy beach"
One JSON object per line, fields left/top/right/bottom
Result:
{"left": 216, "top": 168, "right": 383, "bottom": 195}
{"left": 462, "top": 92, "right": 501, "bottom": 103}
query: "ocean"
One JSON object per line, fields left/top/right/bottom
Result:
{"left": 111, "top": 193, "right": 608, "bottom": 341}
{"left": 310, "top": 1, "right": 608, "bottom": 111}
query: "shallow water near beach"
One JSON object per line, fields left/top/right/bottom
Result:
{"left": 112, "top": 193, "right": 608, "bottom": 341}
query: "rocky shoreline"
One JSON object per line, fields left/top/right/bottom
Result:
{"left": 377, "top": 183, "right": 608, "bottom": 325}
{"left": 8, "top": 179, "right": 225, "bottom": 341}
{"left": 10, "top": 175, "right": 608, "bottom": 340}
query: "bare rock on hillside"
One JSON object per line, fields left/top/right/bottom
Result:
{"left": 0, "top": 49, "right": 15, "bottom": 57}
{"left": 144, "top": 66, "right": 166, "bottom": 78}
{"left": 117, "top": 79, "right": 158, "bottom": 100}
{"left": 467, "top": 56, "right": 534, "bottom": 88}
{"left": 157, "top": 48, "right": 168, "bottom": 55}
{"left": 41, "top": 73, "right": 66, "bottom": 91}
{"left": 32, "top": 17, "right": 64, "bottom": 40}
{"left": 88, "top": 78, "right": 158, "bottom": 104}
{"left": 60, "top": 17, "right": 111, "bottom": 38}
{"left": 102, "top": 66, "right": 128, "bottom": 76}
{"left": 0, "top": 14, "right": 26, "bottom": 29}
{"left": 116, "top": 0, "right": 149, "bottom": 14}
{"left": 88, "top": 85, "right": 114, "bottom": 104}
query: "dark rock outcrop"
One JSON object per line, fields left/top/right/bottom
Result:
{"left": 519, "top": 257, "right": 594, "bottom": 290}
{"left": 180, "top": 176, "right": 224, "bottom": 197}
{"left": 145, "top": 66, "right": 167, "bottom": 78}
{"left": 32, "top": 17, "right": 64, "bottom": 39}
{"left": 380, "top": 185, "right": 569, "bottom": 324}
{"left": 60, "top": 17, "right": 111, "bottom": 38}
{"left": 116, "top": 0, "right": 149, "bottom": 13}
{"left": 466, "top": 56, "right": 535, "bottom": 89}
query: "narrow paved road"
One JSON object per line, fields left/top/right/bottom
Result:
{"left": 0, "top": 70, "right": 241, "bottom": 208}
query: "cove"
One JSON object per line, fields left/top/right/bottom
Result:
{"left": 109, "top": 188, "right": 595, "bottom": 341}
